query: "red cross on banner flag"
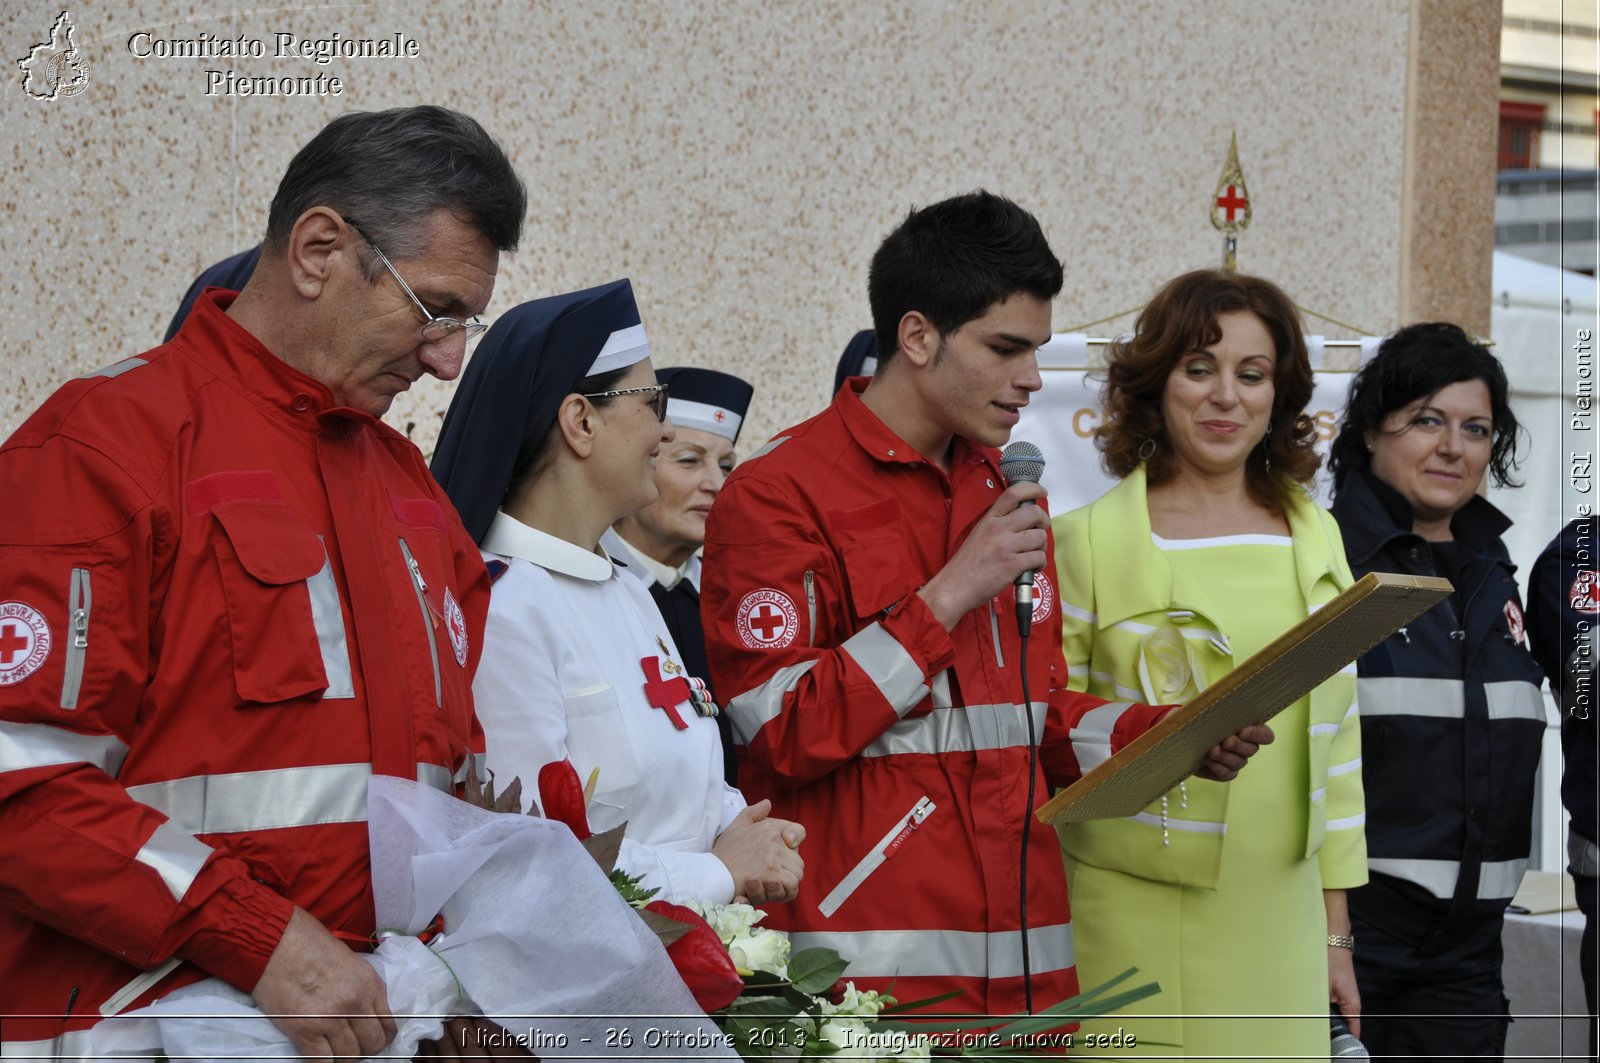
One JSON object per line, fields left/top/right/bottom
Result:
{"left": 1209, "top": 131, "right": 1253, "bottom": 235}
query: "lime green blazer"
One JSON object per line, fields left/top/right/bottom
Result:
{"left": 1051, "top": 467, "right": 1367, "bottom": 891}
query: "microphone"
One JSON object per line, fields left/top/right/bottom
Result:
{"left": 1329, "top": 1008, "right": 1368, "bottom": 1058}
{"left": 999, "top": 441, "right": 1046, "bottom": 636}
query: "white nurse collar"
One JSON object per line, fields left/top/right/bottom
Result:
{"left": 587, "top": 323, "right": 651, "bottom": 376}
{"left": 666, "top": 398, "right": 742, "bottom": 442}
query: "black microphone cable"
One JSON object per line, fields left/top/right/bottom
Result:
{"left": 1000, "top": 440, "right": 1045, "bottom": 1016}
{"left": 1016, "top": 590, "right": 1038, "bottom": 1015}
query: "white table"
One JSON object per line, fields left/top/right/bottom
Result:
{"left": 1505, "top": 904, "right": 1591, "bottom": 1061}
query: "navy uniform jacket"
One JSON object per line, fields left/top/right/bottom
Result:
{"left": 1527, "top": 516, "right": 1598, "bottom": 873}
{"left": 1332, "top": 468, "right": 1546, "bottom": 950}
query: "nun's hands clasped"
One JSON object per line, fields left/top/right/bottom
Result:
{"left": 713, "top": 798, "right": 805, "bottom": 904}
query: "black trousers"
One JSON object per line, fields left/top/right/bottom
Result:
{"left": 1352, "top": 908, "right": 1510, "bottom": 1063}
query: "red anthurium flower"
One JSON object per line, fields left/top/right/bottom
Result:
{"left": 645, "top": 900, "right": 745, "bottom": 1013}
{"left": 537, "top": 759, "right": 592, "bottom": 840}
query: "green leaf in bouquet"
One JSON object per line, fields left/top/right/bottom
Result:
{"left": 636, "top": 905, "right": 694, "bottom": 948}
{"left": 870, "top": 968, "right": 1161, "bottom": 1045}
{"left": 880, "top": 989, "right": 961, "bottom": 1015}
{"left": 955, "top": 968, "right": 1161, "bottom": 1057}
{"left": 786, "top": 947, "right": 849, "bottom": 996}
{"left": 799, "top": 1033, "right": 842, "bottom": 1057}
{"left": 607, "top": 868, "right": 659, "bottom": 908}
{"left": 721, "top": 996, "right": 811, "bottom": 1059}
{"left": 721, "top": 995, "right": 806, "bottom": 1020}
{"left": 782, "top": 985, "right": 822, "bottom": 1013}
{"left": 580, "top": 822, "right": 627, "bottom": 874}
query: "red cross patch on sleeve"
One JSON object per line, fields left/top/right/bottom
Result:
{"left": 1503, "top": 598, "right": 1527, "bottom": 646}
{"left": 736, "top": 589, "right": 799, "bottom": 649}
{"left": 0, "top": 602, "right": 51, "bottom": 686}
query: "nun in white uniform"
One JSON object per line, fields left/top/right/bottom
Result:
{"left": 431, "top": 279, "right": 804, "bottom": 906}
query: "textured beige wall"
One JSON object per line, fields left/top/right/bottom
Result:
{"left": 3, "top": 1, "right": 1476, "bottom": 454}
{"left": 1399, "top": 0, "right": 1501, "bottom": 336}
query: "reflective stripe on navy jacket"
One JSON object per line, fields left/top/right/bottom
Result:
{"left": 1331, "top": 468, "right": 1545, "bottom": 946}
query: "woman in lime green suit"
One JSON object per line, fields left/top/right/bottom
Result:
{"left": 1053, "top": 270, "right": 1365, "bottom": 1060}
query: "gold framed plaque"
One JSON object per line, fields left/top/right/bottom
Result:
{"left": 1039, "top": 571, "right": 1452, "bottom": 826}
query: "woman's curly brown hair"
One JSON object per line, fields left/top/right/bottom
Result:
{"left": 1095, "top": 269, "right": 1320, "bottom": 515}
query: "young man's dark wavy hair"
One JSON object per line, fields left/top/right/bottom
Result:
{"left": 867, "top": 191, "right": 1063, "bottom": 362}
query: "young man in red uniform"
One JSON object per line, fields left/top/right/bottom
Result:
{"left": 701, "top": 191, "right": 1270, "bottom": 1021}
{"left": 0, "top": 107, "right": 525, "bottom": 1059}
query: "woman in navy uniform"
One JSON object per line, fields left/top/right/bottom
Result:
{"left": 1328, "top": 322, "right": 1543, "bottom": 1063}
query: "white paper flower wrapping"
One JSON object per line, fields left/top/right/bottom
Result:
{"left": 89, "top": 776, "right": 738, "bottom": 1060}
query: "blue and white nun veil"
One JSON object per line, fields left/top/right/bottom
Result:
{"left": 431, "top": 278, "right": 652, "bottom": 545}
{"left": 654, "top": 367, "right": 753, "bottom": 446}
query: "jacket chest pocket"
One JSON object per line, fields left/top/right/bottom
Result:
{"left": 837, "top": 533, "right": 912, "bottom": 620}
{"left": 563, "top": 685, "right": 643, "bottom": 817}
{"left": 210, "top": 499, "right": 346, "bottom": 706}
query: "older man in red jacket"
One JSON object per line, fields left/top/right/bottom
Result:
{"left": 0, "top": 107, "right": 524, "bottom": 1059}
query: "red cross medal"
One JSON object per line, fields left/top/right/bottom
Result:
{"left": 641, "top": 655, "right": 692, "bottom": 729}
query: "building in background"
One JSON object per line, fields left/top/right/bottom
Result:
{"left": 1497, "top": 0, "right": 1598, "bottom": 273}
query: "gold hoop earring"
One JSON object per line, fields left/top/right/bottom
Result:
{"left": 1138, "top": 438, "right": 1157, "bottom": 461}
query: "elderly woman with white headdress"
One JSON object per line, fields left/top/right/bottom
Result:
{"left": 602, "top": 367, "right": 754, "bottom": 786}
{"left": 431, "top": 279, "right": 803, "bottom": 906}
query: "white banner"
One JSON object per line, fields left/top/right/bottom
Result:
{"left": 1016, "top": 367, "right": 1360, "bottom": 516}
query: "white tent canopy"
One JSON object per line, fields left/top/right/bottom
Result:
{"left": 1485, "top": 250, "right": 1597, "bottom": 584}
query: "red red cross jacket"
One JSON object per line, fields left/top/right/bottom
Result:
{"left": 0, "top": 292, "right": 487, "bottom": 1048}
{"left": 701, "top": 380, "right": 1163, "bottom": 1021}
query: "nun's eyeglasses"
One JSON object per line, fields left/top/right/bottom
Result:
{"left": 346, "top": 218, "right": 488, "bottom": 344}
{"left": 583, "top": 384, "right": 670, "bottom": 422}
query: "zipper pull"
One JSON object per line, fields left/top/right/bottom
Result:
{"left": 882, "top": 797, "right": 937, "bottom": 857}
{"left": 407, "top": 556, "right": 444, "bottom": 629}
{"left": 72, "top": 608, "right": 88, "bottom": 649}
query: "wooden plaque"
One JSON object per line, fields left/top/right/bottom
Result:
{"left": 1038, "top": 571, "right": 1452, "bottom": 826}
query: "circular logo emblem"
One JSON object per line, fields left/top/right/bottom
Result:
{"left": 1031, "top": 573, "right": 1055, "bottom": 625}
{"left": 0, "top": 602, "right": 52, "bottom": 686}
{"left": 46, "top": 51, "right": 90, "bottom": 98}
{"left": 736, "top": 589, "right": 799, "bottom": 650}
{"left": 1571, "top": 570, "right": 1599, "bottom": 615}
{"left": 442, "top": 588, "right": 469, "bottom": 667}
{"left": 1503, "top": 598, "right": 1526, "bottom": 645}
{"left": 713, "top": 408, "right": 728, "bottom": 423}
